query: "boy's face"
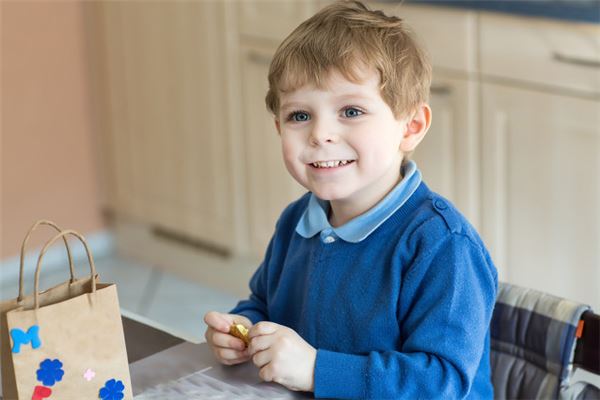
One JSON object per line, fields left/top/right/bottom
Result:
{"left": 274, "top": 67, "right": 426, "bottom": 210}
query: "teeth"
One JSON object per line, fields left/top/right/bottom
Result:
{"left": 311, "top": 160, "right": 353, "bottom": 168}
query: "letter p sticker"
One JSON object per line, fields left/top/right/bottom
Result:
{"left": 10, "top": 325, "right": 41, "bottom": 353}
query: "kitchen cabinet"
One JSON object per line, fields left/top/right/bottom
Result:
{"left": 238, "top": 0, "right": 316, "bottom": 42}
{"left": 481, "top": 83, "right": 600, "bottom": 308}
{"left": 479, "top": 12, "right": 600, "bottom": 96}
{"left": 88, "top": 2, "right": 234, "bottom": 250}
{"left": 479, "top": 13, "right": 600, "bottom": 308}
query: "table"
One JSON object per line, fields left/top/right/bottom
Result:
{"left": 123, "top": 315, "right": 311, "bottom": 398}
{"left": 122, "top": 315, "right": 185, "bottom": 363}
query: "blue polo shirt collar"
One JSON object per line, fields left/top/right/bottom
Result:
{"left": 295, "top": 160, "right": 422, "bottom": 243}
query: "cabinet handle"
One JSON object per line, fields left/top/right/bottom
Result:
{"left": 552, "top": 52, "right": 600, "bottom": 69}
{"left": 248, "top": 51, "right": 273, "bottom": 65}
{"left": 430, "top": 84, "right": 452, "bottom": 95}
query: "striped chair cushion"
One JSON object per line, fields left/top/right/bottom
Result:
{"left": 491, "top": 282, "right": 590, "bottom": 399}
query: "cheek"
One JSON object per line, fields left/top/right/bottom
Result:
{"left": 353, "top": 132, "right": 402, "bottom": 165}
{"left": 280, "top": 139, "right": 305, "bottom": 179}
{"left": 281, "top": 140, "right": 297, "bottom": 166}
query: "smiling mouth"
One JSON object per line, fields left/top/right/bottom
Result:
{"left": 310, "top": 160, "right": 355, "bottom": 169}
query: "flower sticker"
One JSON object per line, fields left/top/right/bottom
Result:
{"left": 36, "top": 359, "right": 64, "bottom": 386}
{"left": 83, "top": 368, "right": 96, "bottom": 382}
{"left": 99, "top": 379, "right": 125, "bottom": 400}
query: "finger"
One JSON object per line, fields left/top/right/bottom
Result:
{"left": 204, "top": 311, "right": 232, "bottom": 333}
{"left": 223, "top": 354, "right": 252, "bottom": 365}
{"left": 259, "top": 364, "right": 274, "bottom": 383}
{"left": 251, "top": 349, "right": 271, "bottom": 368}
{"left": 248, "top": 321, "right": 279, "bottom": 338}
{"left": 222, "top": 354, "right": 251, "bottom": 366}
{"left": 213, "top": 346, "right": 249, "bottom": 361}
{"left": 247, "top": 333, "right": 272, "bottom": 355}
{"left": 211, "top": 331, "right": 247, "bottom": 350}
{"left": 205, "top": 326, "right": 222, "bottom": 345}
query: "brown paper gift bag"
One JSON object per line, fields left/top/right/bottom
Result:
{"left": 1, "top": 220, "right": 81, "bottom": 399}
{"left": 3, "top": 228, "right": 132, "bottom": 399}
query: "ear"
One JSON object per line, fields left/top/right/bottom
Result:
{"left": 400, "top": 103, "right": 432, "bottom": 153}
{"left": 274, "top": 118, "right": 281, "bottom": 135}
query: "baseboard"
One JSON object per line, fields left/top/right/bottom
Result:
{"left": 0, "top": 230, "right": 115, "bottom": 286}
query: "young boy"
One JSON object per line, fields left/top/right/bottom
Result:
{"left": 204, "top": 1, "right": 498, "bottom": 398}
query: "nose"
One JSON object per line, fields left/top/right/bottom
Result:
{"left": 309, "top": 117, "right": 338, "bottom": 146}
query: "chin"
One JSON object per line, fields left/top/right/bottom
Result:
{"left": 309, "top": 186, "right": 351, "bottom": 201}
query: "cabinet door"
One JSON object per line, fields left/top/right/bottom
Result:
{"left": 92, "top": 2, "right": 233, "bottom": 249}
{"left": 412, "top": 74, "right": 480, "bottom": 228}
{"left": 372, "top": 2, "right": 478, "bottom": 74}
{"left": 482, "top": 83, "right": 600, "bottom": 309}
{"left": 239, "top": 44, "right": 306, "bottom": 258}
{"left": 238, "top": 0, "right": 316, "bottom": 42}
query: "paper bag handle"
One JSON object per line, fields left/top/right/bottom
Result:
{"left": 19, "top": 220, "right": 76, "bottom": 302}
{"left": 34, "top": 229, "right": 97, "bottom": 309}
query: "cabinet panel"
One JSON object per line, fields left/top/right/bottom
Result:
{"left": 412, "top": 74, "right": 480, "bottom": 229}
{"left": 372, "top": 2, "right": 478, "bottom": 74}
{"left": 480, "top": 13, "right": 600, "bottom": 95}
{"left": 238, "top": 1, "right": 316, "bottom": 42}
{"left": 240, "top": 44, "right": 307, "bottom": 257}
{"left": 93, "top": 2, "right": 233, "bottom": 248}
{"left": 482, "top": 83, "right": 600, "bottom": 309}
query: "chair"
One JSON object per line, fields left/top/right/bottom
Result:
{"left": 490, "top": 282, "right": 599, "bottom": 399}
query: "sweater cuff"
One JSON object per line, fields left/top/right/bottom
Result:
{"left": 314, "top": 349, "right": 369, "bottom": 399}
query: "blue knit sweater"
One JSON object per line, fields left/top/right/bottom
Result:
{"left": 231, "top": 181, "right": 498, "bottom": 399}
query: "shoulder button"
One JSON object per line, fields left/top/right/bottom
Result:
{"left": 433, "top": 199, "right": 448, "bottom": 210}
{"left": 431, "top": 197, "right": 462, "bottom": 233}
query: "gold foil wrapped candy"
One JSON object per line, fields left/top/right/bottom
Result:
{"left": 229, "top": 323, "right": 250, "bottom": 347}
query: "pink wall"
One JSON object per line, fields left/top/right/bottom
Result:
{"left": 1, "top": 1, "right": 104, "bottom": 259}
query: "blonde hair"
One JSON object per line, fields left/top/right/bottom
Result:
{"left": 265, "top": 0, "right": 432, "bottom": 121}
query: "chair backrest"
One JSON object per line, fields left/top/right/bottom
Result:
{"left": 490, "top": 282, "right": 595, "bottom": 399}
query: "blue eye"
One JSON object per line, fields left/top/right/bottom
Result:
{"left": 287, "top": 111, "right": 310, "bottom": 122}
{"left": 344, "top": 107, "right": 363, "bottom": 118}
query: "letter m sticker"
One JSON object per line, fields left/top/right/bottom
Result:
{"left": 10, "top": 325, "right": 41, "bottom": 353}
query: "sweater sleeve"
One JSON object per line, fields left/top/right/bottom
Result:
{"left": 228, "top": 230, "right": 277, "bottom": 324}
{"left": 313, "top": 234, "right": 498, "bottom": 399}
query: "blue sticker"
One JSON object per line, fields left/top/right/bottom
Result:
{"left": 10, "top": 325, "right": 41, "bottom": 353}
{"left": 99, "top": 379, "right": 125, "bottom": 400}
{"left": 36, "top": 359, "right": 64, "bottom": 387}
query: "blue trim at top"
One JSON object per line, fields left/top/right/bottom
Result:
{"left": 405, "top": 0, "right": 600, "bottom": 24}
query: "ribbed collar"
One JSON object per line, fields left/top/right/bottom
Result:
{"left": 295, "top": 160, "right": 422, "bottom": 243}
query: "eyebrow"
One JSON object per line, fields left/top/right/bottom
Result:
{"left": 280, "top": 93, "right": 375, "bottom": 112}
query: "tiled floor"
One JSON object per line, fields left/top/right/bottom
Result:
{"left": 0, "top": 254, "right": 239, "bottom": 343}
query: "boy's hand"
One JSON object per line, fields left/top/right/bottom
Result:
{"left": 204, "top": 311, "right": 252, "bottom": 366}
{"left": 248, "top": 322, "right": 316, "bottom": 393}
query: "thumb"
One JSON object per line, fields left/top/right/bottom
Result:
{"left": 203, "top": 311, "right": 234, "bottom": 333}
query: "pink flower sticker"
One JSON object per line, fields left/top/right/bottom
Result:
{"left": 83, "top": 368, "right": 96, "bottom": 382}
